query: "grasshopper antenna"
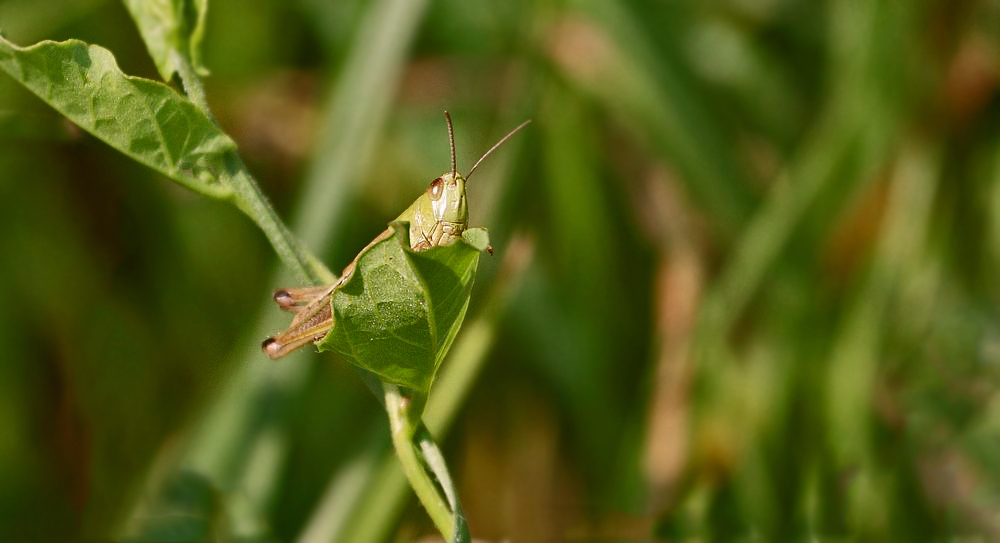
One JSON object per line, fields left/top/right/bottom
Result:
{"left": 466, "top": 119, "right": 532, "bottom": 182}
{"left": 444, "top": 111, "right": 457, "bottom": 179}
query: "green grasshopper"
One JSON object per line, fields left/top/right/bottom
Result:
{"left": 262, "top": 112, "right": 530, "bottom": 359}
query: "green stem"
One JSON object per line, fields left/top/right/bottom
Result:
{"left": 384, "top": 384, "right": 455, "bottom": 540}
{"left": 173, "top": 27, "right": 458, "bottom": 541}
{"left": 173, "top": 48, "right": 333, "bottom": 285}
{"left": 227, "top": 164, "right": 334, "bottom": 285}
{"left": 172, "top": 49, "right": 211, "bottom": 117}
{"left": 416, "top": 427, "right": 469, "bottom": 541}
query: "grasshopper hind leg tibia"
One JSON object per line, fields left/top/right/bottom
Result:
{"left": 273, "top": 286, "right": 330, "bottom": 313}
{"left": 262, "top": 332, "right": 323, "bottom": 359}
{"left": 261, "top": 311, "right": 332, "bottom": 359}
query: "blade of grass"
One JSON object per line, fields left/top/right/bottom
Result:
{"left": 293, "top": 0, "right": 430, "bottom": 250}
{"left": 683, "top": 1, "right": 921, "bottom": 534}
{"left": 694, "top": 0, "right": 911, "bottom": 372}
{"left": 555, "top": 0, "right": 757, "bottom": 234}
{"left": 823, "top": 138, "right": 939, "bottom": 535}
{"left": 826, "top": 138, "right": 940, "bottom": 465}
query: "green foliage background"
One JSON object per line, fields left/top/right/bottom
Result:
{"left": 2, "top": 0, "right": 1000, "bottom": 541}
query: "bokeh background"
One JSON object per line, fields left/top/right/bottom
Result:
{"left": 2, "top": 0, "right": 1000, "bottom": 541}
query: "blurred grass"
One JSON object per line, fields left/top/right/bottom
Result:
{"left": 2, "top": 0, "right": 1000, "bottom": 541}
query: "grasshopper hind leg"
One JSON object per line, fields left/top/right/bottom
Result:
{"left": 263, "top": 288, "right": 335, "bottom": 359}
{"left": 262, "top": 332, "right": 324, "bottom": 359}
{"left": 261, "top": 311, "right": 332, "bottom": 359}
{"left": 273, "top": 286, "right": 330, "bottom": 313}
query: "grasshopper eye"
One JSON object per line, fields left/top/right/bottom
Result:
{"left": 428, "top": 177, "right": 444, "bottom": 201}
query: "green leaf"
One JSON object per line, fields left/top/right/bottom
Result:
{"left": 0, "top": 37, "right": 236, "bottom": 199}
{"left": 318, "top": 224, "right": 489, "bottom": 393}
{"left": 123, "top": 0, "right": 210, "bottom": 81}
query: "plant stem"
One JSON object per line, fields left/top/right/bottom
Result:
{"left": 227, "top": 164, "right": 334, "bottom": 284}
{"left": 173, "top": 49, "right": 333, "bottom": 285}
{"left": 176, "top": 30, "right": 458, "bottom": 540}
{"left": 384, "top": 384, "right": 455, "bottom": 540}
{"left": 416, "top": 427, "right": 469, "bottom": 541}
{"left": 172, "top": 49, "right": 211, "bottom": 117}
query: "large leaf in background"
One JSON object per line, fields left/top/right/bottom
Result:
{"left": 318, "top": 223, "right": 489, "bottom": 393}
{"left": 0, "top": 37, "right": 235, "bottom": 198}
{"left": 122, "top": 0, "right": 210, "bottom": 81}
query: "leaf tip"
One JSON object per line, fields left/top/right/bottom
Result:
{"left": 461, "top": 228, "right": 490, "bottom": 253}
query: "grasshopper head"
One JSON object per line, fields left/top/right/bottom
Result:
{"left": 427, "top": 171, "right": 468, "bottom": 225}
{"left": 402, "top": 170, "right": 468, "bottom": 250}
{"left": 426, "top": 111, "right": 529, "bottom": 228}
{"left": 403, "top": 112, "right": 529, "bottom": 250}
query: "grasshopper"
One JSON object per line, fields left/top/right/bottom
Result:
{"left": 262, "top": 112, "right": 530, "bottom": 359}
